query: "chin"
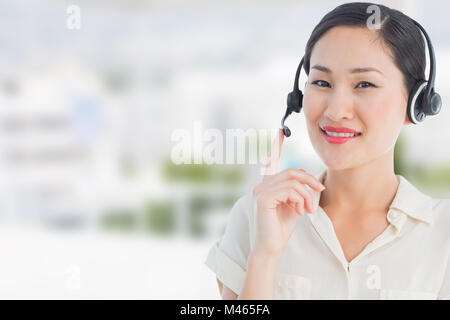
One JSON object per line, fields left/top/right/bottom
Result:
{"left": 320, "top": 154, "right": 359, "bottom": 171}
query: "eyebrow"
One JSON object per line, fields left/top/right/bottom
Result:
{"left": 311, "top": 64, "right": 384, "bottom": 76}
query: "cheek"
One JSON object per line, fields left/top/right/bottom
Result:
{"left": 363, "top": 90, "right": 405, "bottom": 125}
{"left": 302, "top": 91, "right": 325, "bottom": 123}
{"left": 361, "top": 92, "right": 405, "bottom": 145}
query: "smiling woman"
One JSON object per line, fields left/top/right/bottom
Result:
{"left": 204, "top": 2, "right": 450, "bottom": 300}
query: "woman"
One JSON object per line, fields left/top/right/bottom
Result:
{"left": 205, "top": 2, "right": 450, "bottom": 299}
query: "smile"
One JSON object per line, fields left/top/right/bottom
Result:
{"left": 320, "top": 127, "right": 362, "bottom": 144}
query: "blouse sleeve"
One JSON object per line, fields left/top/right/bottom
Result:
{"left": 204, "top": 192, "right": 254, "bottom": 297}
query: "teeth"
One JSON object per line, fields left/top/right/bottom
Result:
{"left": 324, "top": 131, "right": 359, "bottom": 137}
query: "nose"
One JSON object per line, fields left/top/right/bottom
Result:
{"left": 324, "top": 87, "right": 354, "bottom": 121}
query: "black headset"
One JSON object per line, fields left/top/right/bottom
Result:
{"left": 281, "top": 20, "right": 442, "bottom": 137}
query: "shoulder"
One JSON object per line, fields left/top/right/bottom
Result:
{"left": 395, "top": 175, "right": 450, "bottom": 228}
{"left": 225, "top": 192, "right": 253, "bottom": 223}
{"left": 232, "top": 192, "right": 253, "bottom": 213}
{"left": 431, "top": 197, "right": 450, "bottom": 222}
{"left": 432, "top": 197, "right": 450, "bottom": 210}
{"left": 427, "top": 197, "right": 450, "bottom": 245}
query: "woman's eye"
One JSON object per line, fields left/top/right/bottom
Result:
{"left": 312, "top": 80, "right": 330, "bottom": 87}
{"left": 356, "top": 81, "right": 376, "bottom": 89}
{"left": 310, "top": 80, "right": 376, "bottom": 89}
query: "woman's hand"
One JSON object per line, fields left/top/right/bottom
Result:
{"left": 252, "top": 129, "right": 326, "bottom": 258}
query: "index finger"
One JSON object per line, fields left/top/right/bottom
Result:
{"left": 262, "top": 128, "right": 284, "bottom": 178}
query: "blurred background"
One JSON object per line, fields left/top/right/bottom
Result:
{"left": 0, "top": 0, "right": 449, "bottom": 299}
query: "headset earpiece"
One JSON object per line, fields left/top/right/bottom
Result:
{"left": 425, "top": 91, "right": 442, "bottom": 115}
{"left": 282, "top": 90, "right": 303, "bottom": 137}
{"left": 407, "top": 80, "right": 442, "bottom": 124}
{"left": 406, "top": 20, "right": 442, "bottom": 124}
{"left": 282, "top": 89, "right": 303, "bottom": 137}
{"left": 287, "top": 90, "right": 303, "bottom": 112}
{"left": 407, "top": 80, "right": 428, "bottom": 124}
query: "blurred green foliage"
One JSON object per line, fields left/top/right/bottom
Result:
{"left": 395, "top": 133, "right": 450, "bottom": 195}
{"left": 163, "top": 159, "right": 244, "bottom": 185}
{"left": 100, "top": 208, "right": 138, "bottom": 233}
{"left": 142, "top": 201, "right": 175, "bottom": 235}
{"left": 394, "top": 133, "right": 407, "bottom": 176}
{"left": 188, "top": 196, "right": 212, "bottom": 238}
{"left": 219, "top": 194, "right": 241, "bottom": 209}
{"left": 409, "top": 164, "right": 450, "bottom": 190}
{"left": 188, "top": 194, "right": 240, "bottom": 238}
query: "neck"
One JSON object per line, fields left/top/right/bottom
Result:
{"left": 319, "top": 149, "right": 399, "bottom": 215}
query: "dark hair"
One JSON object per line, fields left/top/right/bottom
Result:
{"left": 303, "top": 2, "right": 426, "bottom": 94}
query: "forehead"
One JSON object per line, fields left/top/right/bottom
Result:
{"left": 309, "top": 26, "right": 396, "bottom": 74}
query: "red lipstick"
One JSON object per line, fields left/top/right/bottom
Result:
{"left": 320, "top": 126, "right": 362, "bottom": 144}
{"left": 321, "top": 126, "right": 361, "bottom": 134}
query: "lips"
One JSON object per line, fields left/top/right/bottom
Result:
{"left": 320, "top": 125, "right": 362, "bottom": 144}
{"left": 321, "top": 126, "right": 361, "bottom": 134}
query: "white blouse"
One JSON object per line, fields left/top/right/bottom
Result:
{"left": 204, "top": 168, "right": 450, "bottom": 299}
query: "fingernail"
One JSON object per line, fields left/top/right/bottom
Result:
{"left": 319, "top": 184, "right": 326, "bottom": 191}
